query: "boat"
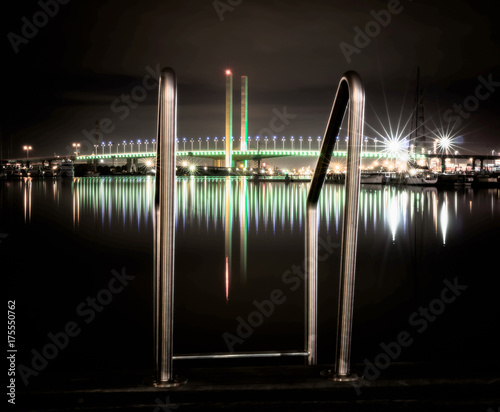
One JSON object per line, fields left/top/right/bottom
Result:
{"left": 42, "top": 168, "right": 55, "bottom": 177}
{"left": 473, "top": 174, "right": 500, "bottom": 187}
{"left": 58, "top": 160, "right": 74, "bottom": 178}
{"left": 437, "top": 173, "right": 474, "bottom": 188}
{"left": 360, "top": 173, "right": 384, "bottom": 184}
{"left": 383, "top": 172, "right": 405, "bottom": 185}
{"left": 13, "top": 169, "right": 26, "bottom": 178}
{"left": 405, "top": 172, "right": 438, "bottom": 186}
{"left": 28, "top": 168, "right": 43, "bottom": 178}
{"left": 2, "top": 168, "right": 15, "bottom": 178}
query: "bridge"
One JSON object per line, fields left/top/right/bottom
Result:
{"left": 5, "top": 148, "right": 498, "bottom": 172}
{"left": 76, "top": 149, "right": 500, "bottom": 170}
{"left": 74, "top": 149, "right": 426, "bottom": 172}
{"left": 76, "top": 149, "right": 426, "bottom": 162}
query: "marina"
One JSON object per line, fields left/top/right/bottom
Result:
{"left": 4, "top": 1, "right": 500, "bottom": 409}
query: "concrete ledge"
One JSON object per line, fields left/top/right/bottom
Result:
{"left": 16, "top": 361, "right": 500, "bottom": 411}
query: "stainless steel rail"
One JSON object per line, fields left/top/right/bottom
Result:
{"left": 154, "top": 68, "right": 364, "bottom": 385}
{"left": 305, "top": 71, "right": 365, "bottom": 379}
{"left": 154, "top": 68, "right": 183, "bottom": 387}
{"left": 173, "top": 351, "right": 309, "bottom": 360}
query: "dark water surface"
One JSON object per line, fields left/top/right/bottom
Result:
{"left": 2, "top": 176, "right": 499, "bottom": 389}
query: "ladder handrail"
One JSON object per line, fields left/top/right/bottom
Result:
{"left": 305, "top": 71, "right": 365, "bottom": 379}
{"left": 154, "top": 68, "right": 364, "bottom": 385}
{"left": 154, "top": 68, "right": 178, "bottom": 386}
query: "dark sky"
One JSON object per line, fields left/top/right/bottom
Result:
{"left": 3, "top": 0, "right": 499, "bottom": 160}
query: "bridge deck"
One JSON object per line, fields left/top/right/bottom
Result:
{"left": 76, "top": 150, "right": 427, "bottom": 161}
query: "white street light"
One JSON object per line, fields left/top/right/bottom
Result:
{"left": 23, "top": 145, "right": 32, "bottom": 163}
{"left": 72, "top": 143, "right": 80, "bottom": 156}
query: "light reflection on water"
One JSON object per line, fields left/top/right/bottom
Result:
{"left": 16, "top": 176, "right": 486, "bottom": 247}
{"left": 173, "top": 178, "right": 450, "bottom": 245}
{"left": 17, "top": 175, "right": 476, "bottom": 303}
{"left": 5, "top": 176, "right": 500, "bottom": 361}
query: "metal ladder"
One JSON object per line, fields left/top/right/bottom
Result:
{"left": 154, "top": 68, "right": 365, "bottom": 386}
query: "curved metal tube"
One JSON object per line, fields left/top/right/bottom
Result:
{"left": 153, "top": 68, "right": 363, "bottom": 381}
{"left": 305, "top": 71, "right": 365, "bottom": 376}
{"left": 154, "top": 68, "right": 177, "bottom": 385}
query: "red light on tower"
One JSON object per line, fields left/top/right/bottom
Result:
{"left": 225, "top": 69, "right": 232, "bottom": 75}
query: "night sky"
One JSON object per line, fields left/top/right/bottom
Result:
{"left": 4, "top": 0, "right": 499, "bottom": 161}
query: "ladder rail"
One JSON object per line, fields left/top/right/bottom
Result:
{"left": 305, "top": 71, "right": 365, "bottom": 377}
{"left": 154, "top": 68, "right": 364, "bottom": 384}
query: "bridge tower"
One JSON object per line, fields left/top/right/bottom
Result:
{"left": 225, "top": 70, "right": 233, "bottom": 168}
{"left": 241, "top": 75, "right": 248, "bottom": 167}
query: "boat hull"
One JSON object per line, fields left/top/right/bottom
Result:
{"left": 405, "top": 176, "right": 438, "bottom": 185}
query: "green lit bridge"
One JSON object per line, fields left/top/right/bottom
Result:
{"left": 76, "top": 149, "right": 426, "bottom": 163}
{"left": 75, "top": 149, "right": 427, "bottom": 173}
{"left": 74, "top": 149, "right": 500, "bottom": 173}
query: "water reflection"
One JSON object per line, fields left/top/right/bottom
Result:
{"left": 6, "top": 176, "right": 498, "bottom": 361}
{"left": 15, "top": 177, "right": 475, "bottom": 248}
{"left": 70, "top": 176, "right": 156, "bottom": 231}
{"left": 239, "top": 178, "right": 248, "bottom": 281}
{"left": 23, "top": 178, "right": 32, "bottom": 223}
{"left": 16, "top": 176, "right": 499, "bottom": 260}
{"left": 441, "top": 198, "right": 448, "bottom": 245}
{"left": 224, "top": 177, "right": 232, "bottom": 302}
